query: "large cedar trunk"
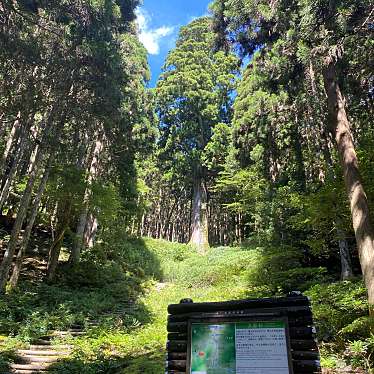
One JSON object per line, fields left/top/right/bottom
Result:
{"left": 83, "top": 213, "right": 98, "bottom": 248}
{"left": 0, "top": 141, "right": 44, "bottom": 292}
{"left": 71, "top": 208, "right": 89, "bottom": 263}
{"left": 70, "top": 137, "right": 102, "bottom": 264}
{"left": 9, "top": 154, "right": 54, "bottom": 289}
{"left": 47, "top": 200, "right": 71, "bottom": 281}
{"left": 189, "top": 176, "right": 209, "bottom": 252}
{"left": 336, "top": 227, "right": 353, "bottom": 280}
{"left": 0, "top": 125, "right": 29, "bottom": 210}
{"left": 324, "top": 62, "right": 374, "bottom": 310}
{"left": 0, "top": 112, "right": 21, "bottom": 176}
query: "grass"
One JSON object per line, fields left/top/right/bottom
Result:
{"left": 46, "top": 239, "right": 256, "bottom": 373}
{"left": 0, "top": 237, "right": 372, "bottom": 373}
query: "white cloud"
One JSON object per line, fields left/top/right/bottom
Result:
{"left": 135, "top": 8, "right": 174, "bottom": 55}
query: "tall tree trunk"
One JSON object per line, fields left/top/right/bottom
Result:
{"left": 0, "top": 112, "right": 21, "bottom": 177}
{"left": 324, "top": 62, "right": 374, "bottom": 310}
{"left": 292, "top": 114, "right": 306, "bottom": 191}
{"left": 0, "top": 138, "right": 44, "bottom": 293}
{"left": 323, "top": 143, "right": 354, "bottom": 280}
{"left": 83, "top": 213, "right": 98, "bottom": 248}
{"left": 47, "top": 200, "right": 71, "bottom": 281}
{"left": 27, "top": 126, "right": 41, "bottom": 173}
{"left": 0, "top": 114, "right": 7, "bottom": 140}
{"left": 336, "top": 227, "right": 354, "bottom": 280}
{"left": 189, "top": 174, "right": 209, "bottom": 252}
{"left": 162, "top": 197, "right": 178, "bottom": 238}
{"left": 9, "top": 154, "right": 54, "bottom": 289}
{"left": 140, "top": 213, "right": 145, "bottom": 237}
{"left": 70, "top": 137, "right": 102, "bottom": 264}
{"left": 0, "top": 125, "right": 29, "bottom": 211}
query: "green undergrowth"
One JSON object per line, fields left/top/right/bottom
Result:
{"left": 0, "top": 238, "right": 372, "bottom": 373}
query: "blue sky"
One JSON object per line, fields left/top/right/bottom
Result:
{"left": 136, "top": 0, "right": 212, "bottom": 87}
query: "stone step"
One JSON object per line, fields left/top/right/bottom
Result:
{"left": 38, "top": 330, "right": 84, "bottom": 340}
{"left": 10, "top": 363, "right": 51, "bottom": 370}
{"left": 18, "top": 355, "right": 61, "bottom": 363}
{"left": 51, "top": 330, "right": 85, "bottom": 336}
{"left": 2, "top": 305, "right": 136, "bottom": 372}
{"left": 12, "top": 370, "right": 47, "bottom": 373}
{"left": 31, "top": 339, "right": 53, "bottom": 346}
{"left": 18, "top": 349, "right": 70, "bottom": 356}
{"left": 11, "top": 369, "right": 48, "bottom": 373}
{"left": 29, "top": 344, "right": 71, "bottom": 350}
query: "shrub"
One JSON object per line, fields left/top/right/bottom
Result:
{"left": 92, "top": 235, "right": 163, "bottom": 280}
{"left": 305, "top": 280, "right": 369, "bottom": 342}
{"left": 246, "top": 246, "right": 328, "bottom": 293}
{"left": 170, "top": 247, "right": 259, "bottom": 287}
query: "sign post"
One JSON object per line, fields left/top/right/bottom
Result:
{"left": 166, "top": 293, "right": 321, "bottom": 374}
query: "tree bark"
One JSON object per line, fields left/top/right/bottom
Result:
{"left": 0, "top": 114, "right": 7, "bottom": 140}
{"left": 0, "top": 112, "right": 21, "bottom": 177}
{"left": 336, "top": 227, "right": 354, "bottom": 280}
{"left": 27, "top": 125, "right": 41, "bottom": 173}
{"left": 324, "top": 142, "right": 354, "bottom": 281}
{"left": 0, "top": 124, "right": 30, "bottom": 211}
{"left": 0, "top": 137, "right": 44, "bottom": 293}
{"left": 47, "top": 200, "right": 71, "bottom": 281}
{"left": 324, "top": 62, "right": 374, "bottom": 311}
{"left": 189, "top": 174, "right": 209, "bottom": 253}
{"left": 70, "top": 136, "right": 102, "bottom": 264}
{"left": 292, "top": 114, "right": 306, "bottom": 191}
{"left": 83, "top": 213, "right": 98, "bottom": 248}
{"left": 162, "top": 196, "right": 178, "bottom": 238}
{"left": 9, "top": 153, "right": 54, "bottom": 289}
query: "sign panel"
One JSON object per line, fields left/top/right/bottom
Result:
{"left": 190, "top": 321, "right": 290, "bottom": 374}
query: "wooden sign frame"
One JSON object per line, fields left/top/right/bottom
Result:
{"left": 166, "top": 294, "right": 321, "bottom": 374}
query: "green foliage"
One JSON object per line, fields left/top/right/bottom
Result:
{"left": 142, "top": 238, "right": 194, "bottom": 267}
{"left": 0, "top": 0, "right": 155, "bottom": 275}
{"left": 347, "top": 336, "right": 374, "bottom": 372}
{"left": 215, "top": 166, "right": 273, "bottom": 243}
{"left": 96, "top": 232, "right": 163, "bottom": 280}
{"left": 90, "top": 182, "right": 122, "bottom": 226}
{"left": 147, "top": 238, "right": 328, "bottom": 296}
{"left": 0, "top": 286, "right": 79, "bottom": 341}
{"left": 1, "top": 0, "right": 373, "bottom": 371}
{"left": 0, "top": 238, "right": 161, "bottom": 343}
{"left": 306, "top": 281, "right": 369, "bottom": 341}
{"left": 209, "top": 0, "right": 373, "bottom": 268}
{"left": 306, "top": 280, "right": 373, "bottom": 371}
{"left": 155, "top": 16, "right": 239, "bottom": 207}
{"left": 247, "top": 247, "right": 329, "bottom": 293}
{"left": 164, "top": 246, "right": 258, "bottom": 288}
{"left": 1, "top": 238, "right": 372, "bottom": 372}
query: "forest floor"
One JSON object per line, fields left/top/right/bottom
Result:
{"left": 0, "top": 237, "right": 371, "bottom": 373}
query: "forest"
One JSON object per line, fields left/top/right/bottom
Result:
{"left": 0, "top": 0, "right": 373, "bottom": 373}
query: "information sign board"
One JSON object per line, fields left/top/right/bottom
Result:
{"left": 189, "top": 320, "right": 291, "bottom": 374}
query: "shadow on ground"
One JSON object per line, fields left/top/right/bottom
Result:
{"left": 47, "top": 350, "right": 165, "bottom": 374}
{"left": 0, "top": 235, "right": 163, "bottom": 372}
{"left": 0, "top": 349, "right": 16, "bottom": 373}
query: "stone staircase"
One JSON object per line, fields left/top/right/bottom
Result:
{"left": 7, "top": 330, "right": 78, "bottom": 373}
{"left": 8, "top": 342, "right": 72, "bottom": 373}
{"left": 3, "top": 302, "right": 136, "bottom": 373}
